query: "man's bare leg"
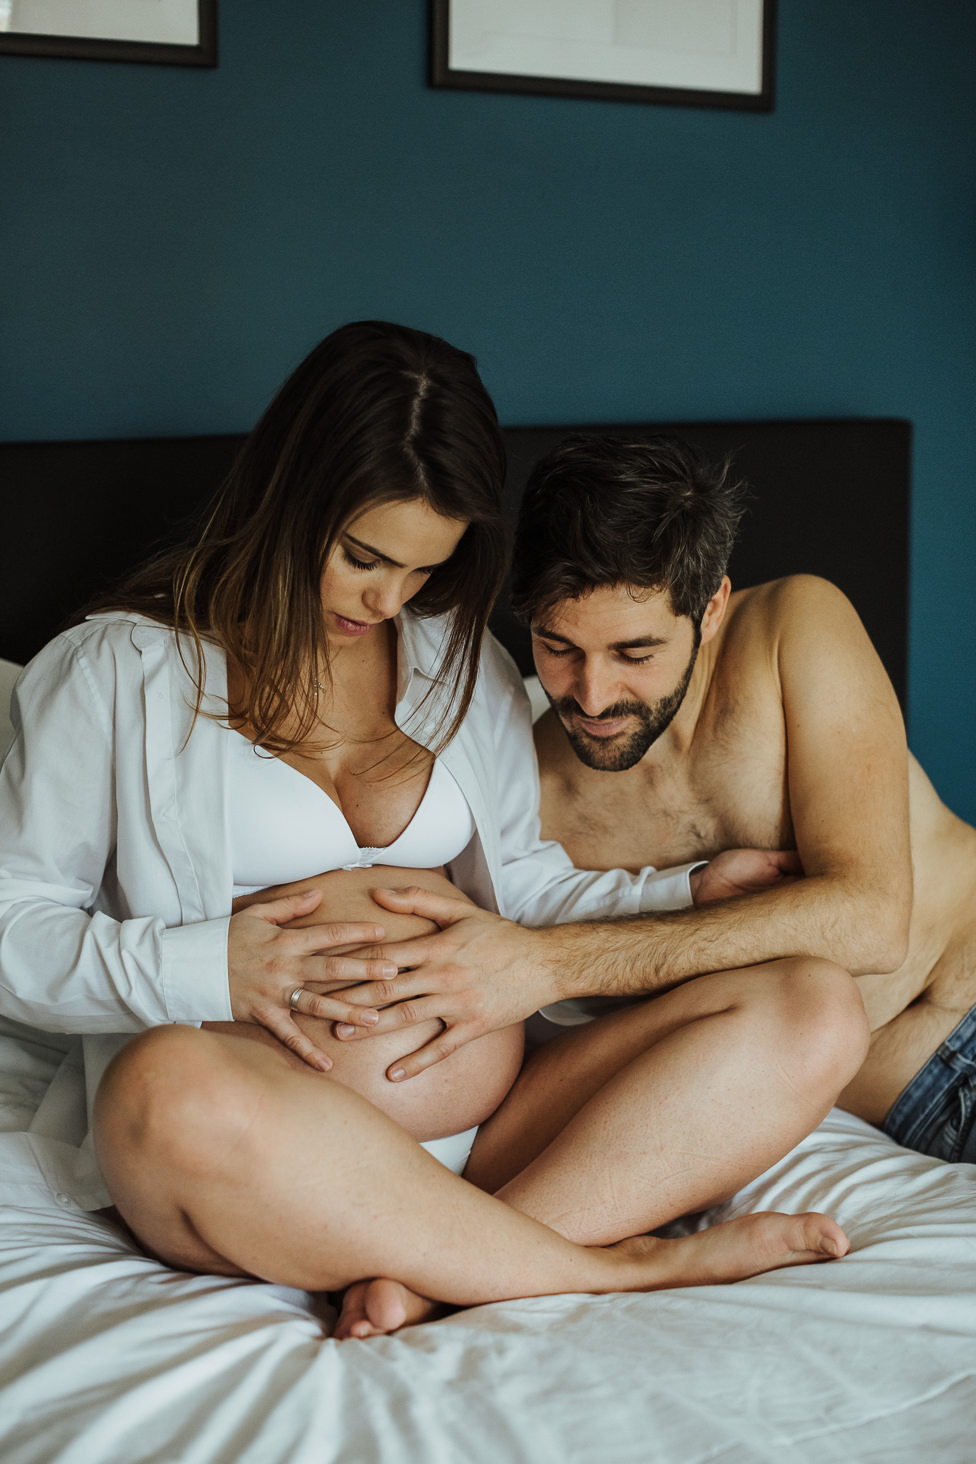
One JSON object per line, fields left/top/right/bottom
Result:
{"left": 95, "top": 1024, "right": 847, "bottom": 1325}
{"left": 332, "top": 957, "right": 868, "bottom": 1336}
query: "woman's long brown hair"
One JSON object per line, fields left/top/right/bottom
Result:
{"left": 90, "top": 321, "right": 508, "bottom": 756}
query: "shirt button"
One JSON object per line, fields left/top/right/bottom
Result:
{"left": 55, "top": 1192, "right": 72, "bottom": 1205}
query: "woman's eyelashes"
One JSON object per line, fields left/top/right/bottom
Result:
{"left": 341, "top": 545, "right": 441, "bottom": 578}
{"left": 343, "top": 547, "right": 380, "bottom": 572}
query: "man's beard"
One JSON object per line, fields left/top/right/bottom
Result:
{"left": 546, "top": 640, "right": 700, "bottom": 772}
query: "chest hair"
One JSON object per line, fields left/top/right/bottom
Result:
{"left": 540, "top": 690, "right": 793, "bottom": 873}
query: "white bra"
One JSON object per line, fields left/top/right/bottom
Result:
{"left": 228, "top": 733, "right": 475, "bottom": 896}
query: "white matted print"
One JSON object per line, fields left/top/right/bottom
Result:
{"left": 0, "top": 0, "right": 216, "bottom": 64}
{"left": 430, "top": 0, "right": 775, "bottom": 111}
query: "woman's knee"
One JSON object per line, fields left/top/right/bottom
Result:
{"left": 764, "top": 958, "right": 870, "bottom": 1095}
{"left": 94, "top": 1025, "right": 250, "bottom": 1184}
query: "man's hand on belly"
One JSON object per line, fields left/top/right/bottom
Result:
{"left": 333, "top": 887, "right": 556, "bottom": 1082}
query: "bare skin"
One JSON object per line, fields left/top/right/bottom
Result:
{"left": 96, "top": 949, "right": 862, "bottom": 1339}
{"left": 330, "top": 575, "right": 904, "bottom": 1095}
{"left": 94, "top": 1022, "right": 850, "bottom": 1324}
{"left": 209, "top": 866, "right": 524, "bottom": 1140}
{"left": 216, "top": 497, "right": 485, "bottom": 1071}
{"left": 332, "top": 575, "right": 973, "bottom": 1130}
{"left": 530, "top": 576, "right": 976, "bottom": 1125}
{"left": 344, "top": 951, "right": 865, "bottom": 1337}
{"left": 202, "top": 863, "right": 866, "bottom": 1337}
{"left": 96, "top": 510, "right": 866, "bottom": 1340}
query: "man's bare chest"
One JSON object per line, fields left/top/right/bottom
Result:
{"left": 541, "top": 702, "right": 793, "bottom": 873}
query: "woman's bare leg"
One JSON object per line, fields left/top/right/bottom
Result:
{"left": 473, "top": 958, "right": 868, "bottom": 1236}
{"left": 94, "top": 1023, "right": 846, "bottom": 1313}
{"left": 338, "top": 956, "right": 868, "bottom": 1337}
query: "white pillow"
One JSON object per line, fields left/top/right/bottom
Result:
{"left": 524, "top": 673, "right": 548, "bottom": 724}
{"left": 0, "top": 659, "right": 22, "bottom": 764}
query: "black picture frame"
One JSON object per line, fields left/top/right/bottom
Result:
{"left": 430, "top": 0, "right": 775, "bottom": 112}
{"left": 0, "top": 0, "right": 217, "bottom": 67}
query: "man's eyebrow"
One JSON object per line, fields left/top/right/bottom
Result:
{"left": 611, "top": 634, "right": 669, "bottom": 650}
{"left": 532, "top": 627, "right": 669, "bottom": 651}
{"left": 344, "top": 533, "right": 452, "bottom": 572}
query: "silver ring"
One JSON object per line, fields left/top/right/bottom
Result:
{"left": 288, "top": 986, "right": 304, "bottom": 1011}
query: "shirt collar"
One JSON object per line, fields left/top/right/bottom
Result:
{"left": 395, "top": 610, "right": 452, "bottom": 687}
{"left": 394, "top": 611, "right": 459, "bottom": 740}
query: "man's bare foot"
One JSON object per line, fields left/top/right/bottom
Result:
{"left": 611, "top": 1209, "right": 849, "bottom": 1290}
{"left": 333, "top": 1278, "right": 446, "bottom": 1341}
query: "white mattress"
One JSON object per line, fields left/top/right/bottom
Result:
{"left": 2, "top": 1107, "right": 975, "bottom": 1463}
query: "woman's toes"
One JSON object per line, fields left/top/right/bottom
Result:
{"left": 364, "top": 1278, "right": 443, "bottom": 1332}
{"left": 334, "top": 1279, "right": 451, "bottom": 1340}
{"left": 333, "top": 1279, "right": 382, "bottom": 1340}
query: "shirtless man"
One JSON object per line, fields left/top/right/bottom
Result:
{"left": 520, "top": 434, "right": 976, "bottom": 1161}
{"left": 346, "top": 433, "right": 975, "bottom": 1165}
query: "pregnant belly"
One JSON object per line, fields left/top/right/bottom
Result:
{"left": 293, "top": 1015, "right": 524, "bottom": 1140}
{"left": 213, "top": 864, "right": 526, "bottom": 1141}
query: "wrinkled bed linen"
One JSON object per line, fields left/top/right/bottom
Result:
{"left": 1, "top": 1108, "right": 974, "bottom": 1464}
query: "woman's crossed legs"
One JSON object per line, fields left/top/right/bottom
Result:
{"left": 93, "top": 945, "right": 868, "bottom": 1335}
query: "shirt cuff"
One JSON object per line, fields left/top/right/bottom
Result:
{"left": 638, "top": 861, "right": 707, "bottom": 912}
{"left": 159, "top": 916, "right": 233, "bottom": 1023}
{"left": 540, "top": 862, "right": 708, "bottom": 1027}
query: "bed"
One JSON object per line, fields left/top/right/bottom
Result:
{"left": 3, "top": 419, "right": 976, "bottom": 1464}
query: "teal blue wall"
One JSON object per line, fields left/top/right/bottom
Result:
{"left": 2, "top": 2, "right": 974, "bottom": 816}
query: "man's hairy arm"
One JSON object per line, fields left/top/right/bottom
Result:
{"left": 567, "top": 576, "right": 908, "bottom": 954}
{"left": 556, "top": 577, "right": 913, "bottom": 985}
{"left": 340, "top": 578, "right": 912, "bottom": 1076}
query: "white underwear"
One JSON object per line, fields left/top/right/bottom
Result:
{"left": 420, "top": 1125, "right": 478, "bottom": 1176}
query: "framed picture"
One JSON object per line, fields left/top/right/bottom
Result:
{"left": 0, "top": 0, "right": 217, "bottom": 67}
{"left": 430, "top": 0, "right": 775, "bottom": 112}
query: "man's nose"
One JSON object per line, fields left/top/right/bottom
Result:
{"left": 572, "top": 662, "right": 617, "bottom": 717}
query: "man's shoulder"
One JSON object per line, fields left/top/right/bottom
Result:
{"left": 720, "top": 575, "right": 889, "bottom": 728}
{"left": 709, "top": 576, "right": 869, "bottom": 729}
{"left": 723, "top": 575, "right": 853, "bottom": 650}
{"left": 730, "top": 573, "right": 846, "bottom": 619}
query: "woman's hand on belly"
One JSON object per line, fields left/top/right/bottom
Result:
{"left": 226, "top": 886, "right": 399, "bottom": 1071}
{"left": 216, "top": 867, "right": 525, "bottom": 1139}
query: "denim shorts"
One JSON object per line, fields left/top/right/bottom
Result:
{"left": 883, "top": 1002, "right": 976, "bottom": 1164}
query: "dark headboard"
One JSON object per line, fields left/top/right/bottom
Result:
{"left": 0, "top": 418, "right": 910, "bottom": 703}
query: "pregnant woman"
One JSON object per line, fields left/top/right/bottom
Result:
{"left": 0, "top": 321, "right": 866, "bottom": 1335}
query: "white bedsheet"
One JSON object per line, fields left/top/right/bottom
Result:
{"left": 2, "top": 1108, "right": 974, "bottom": 1464}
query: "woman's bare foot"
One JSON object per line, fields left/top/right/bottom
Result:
{"left": 611, "top": 1209, "right": 849, "bottom": 1290}
{"left": 331, "top": 1210, "right": 847, "bottom": 1340}
{"left": 333, "top": 1278, "right": 446, "bottom": 1340}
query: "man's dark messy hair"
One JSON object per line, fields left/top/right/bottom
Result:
{"left": 512, "top": 434, "right": 747, "bottom": 626}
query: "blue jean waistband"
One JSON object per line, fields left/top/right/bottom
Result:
{"left": 883, "top": 1000, "right": 976, "bottom": 1151}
